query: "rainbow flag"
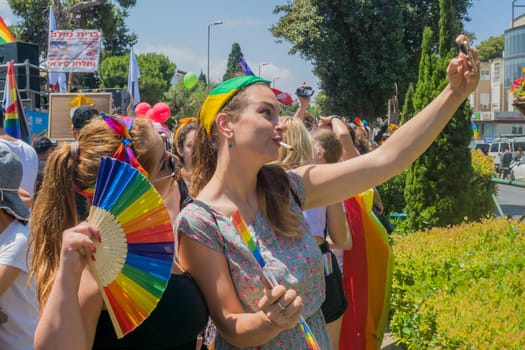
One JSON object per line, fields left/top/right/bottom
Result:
{"left": 0, "top": 16, "right": 15, "bottom": 43}
{"left": 2, "top": 60, "right": 28, "bottom": 140}
{"left": 471, "top": 120, "right": 479, "bottom": 140}
{"left": 339, "top": 189, "right": 394, "bottom": 350}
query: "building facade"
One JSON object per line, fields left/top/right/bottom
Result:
{"left": 471, "top": 13, "right": 525, "bottom": 142}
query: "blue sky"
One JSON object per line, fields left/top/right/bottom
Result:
{"left": 1, "top": 0, "right": 523, "bottom": 98}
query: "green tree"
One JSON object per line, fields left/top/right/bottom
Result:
{"left": 98, "top": 52, "right": 176, "bottom": 104}
{"left": 223, "top": 43, "right": 245, "bottom": 82}
{"left": 271, "top": 0, "right": 472, "bottom": 118}
{"left": 401, "top": 0, "right": 471, "bottom": 87}
{"left": 7, "top": 0, "right": 137, "bottom": 57}
{"left": 273, "top": 0, "right": 407, "bottom": 119}
{"left": 476, "top": 35, "right": 504, "bottom": 61}
{"left": 403, "top": 0, "right": 473, "bottom": 230}
{"left": 401, "top": 82, "right": 415, "bottom": 123}
{"left": 170, "top": 79, "right": 208, "bottom": 121}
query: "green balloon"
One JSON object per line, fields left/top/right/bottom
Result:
{"left": 183, "top": 72, "right": 198, "bottom": 89}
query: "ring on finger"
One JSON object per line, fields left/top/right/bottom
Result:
{"left": 276, "top": 301, "right": 286, "bottom": 313}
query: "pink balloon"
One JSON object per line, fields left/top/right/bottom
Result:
{"left": 150, "top": 102, "right": 171, "bottom": 123}
{"left": 145, "top": 108, "right": 154, "bottom": 120}
{"left": 135, "top": 102, "right": 151, "bottom": 117}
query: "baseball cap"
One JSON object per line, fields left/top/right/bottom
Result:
{"left": 71, "top": 106, "right": 99, "bottom": 130}
{"left": 0, "top": 143, "right": 29, "bottom": 223}
{"left": 33, "top": 136, "right": 58, "bottom": 154}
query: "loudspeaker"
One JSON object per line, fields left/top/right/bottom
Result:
{"left": 0, "top": 42, "right": 40, "bottom": 108}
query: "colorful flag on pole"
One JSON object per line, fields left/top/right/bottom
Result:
{"left": 48, "top": 6, "right": 67, "bottom": 93}
{"left": 127, "top": 48, "right": 141, "bottom": 115}
{"left": 239, "top": 56, "right": 255, "bottom": 76}
{"left": 2, "top": 60, "right": 29, "bottom": 141}
{"left": 0, "top": 16, "right": 15, "bottom": 44}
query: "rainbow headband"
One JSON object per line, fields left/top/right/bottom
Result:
{"left": 199, "top": 75, "right": 270, "bottom": 135}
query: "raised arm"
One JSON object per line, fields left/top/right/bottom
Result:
{"left": 298, "top": 35, "right": 480, "bottom": 209}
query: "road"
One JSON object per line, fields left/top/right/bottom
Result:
{"left": 494, "top": 183, "right": 525, "bottom": 218}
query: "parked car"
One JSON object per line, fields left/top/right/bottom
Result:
{"left": 510, "top": 157, "right": 525, "bottom": 181}
{"left": 487, "top": 138, "right": 525, "bottom": 170}
{"left": 474, "top": 142, "right": 490, "bottom": 155}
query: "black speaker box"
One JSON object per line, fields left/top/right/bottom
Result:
{"left": 0, "top": 42, "right": 40, "bottom": 108}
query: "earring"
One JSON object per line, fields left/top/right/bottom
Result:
{"left": 228, "top": 143, "right": 233, "bottom": 149}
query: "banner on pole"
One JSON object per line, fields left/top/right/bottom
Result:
{"left": 47, "top": 30, "right": 102, "bottom": 72}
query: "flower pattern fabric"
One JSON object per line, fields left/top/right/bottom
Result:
{"left": 176, "top": 171, "right": 330, "bottom": 349}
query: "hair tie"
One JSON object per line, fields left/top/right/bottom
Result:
{"left": 70, "top": 141, "right": 79, "bottom": 163}
{"left": 101, "top": 113, "right": 148, "bottom": 177}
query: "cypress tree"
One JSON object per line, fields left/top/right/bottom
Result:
{"left": 223, "top": 43, "right": 245, "bottom": 82}
{"left": 404, "top": 0, "right": 474, "bottom": 230}
{"left": 401, "top": 83, "right": 415, "bottom": 124}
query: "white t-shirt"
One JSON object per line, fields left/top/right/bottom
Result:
{"left": 0, "top": 138, "right": 38, "bottom": 197}
{"left": 0, "top": 220, "right": 38, "bottom": 350}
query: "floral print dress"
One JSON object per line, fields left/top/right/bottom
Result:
{"left": 175, "top": 171, "right": 331, "bottom": 349}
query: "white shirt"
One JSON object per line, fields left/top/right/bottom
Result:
{"left": 0, "top": 138, "right": 38, "bottom": 197}
{"left": 0, "top": 220, "right": 38, "bottom": 350}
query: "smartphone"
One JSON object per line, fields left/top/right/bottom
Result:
{"left": 458, "top": 40, "right": 478, "bottom": 74}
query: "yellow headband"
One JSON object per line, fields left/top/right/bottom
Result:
{"left": 174, "top": 117, "right": 197, "bottom": 146}
{"left": 199, "top": 75, "right": 270, "bottom": 135}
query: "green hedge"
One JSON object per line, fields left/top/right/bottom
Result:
{"left": 389, "top": 218, "right": 525, "bottom": 349}
{"left": 379, "top": 149, "right": 497, "bottom": 229}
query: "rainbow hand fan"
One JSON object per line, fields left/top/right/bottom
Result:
{"left": 88, "top": 157, "right": 174, "bottom": 338}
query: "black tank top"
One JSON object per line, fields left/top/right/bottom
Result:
{"left": 93, "top": 272, "right": 208, "bottom": 350}
{"left": 177, "top": 178, "right": 193, "bottom": 210}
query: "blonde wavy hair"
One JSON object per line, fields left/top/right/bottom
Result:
{"left": 274, "top": 116, "right": 314, "bottom": 170}
{"left": 29, "top": 117, "right": 163, "bottom": 312}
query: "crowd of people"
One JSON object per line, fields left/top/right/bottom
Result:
{"left": 0, "top": 34, "right": 479, "bottom": 349}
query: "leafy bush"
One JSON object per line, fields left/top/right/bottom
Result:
{"left": 469, "top": 149, "right": 497, "bottom": 220}
{"left": 379, "top": 170, "right": 407, "bottom": 215}
{"left": 379, "top": 149, "right": 496, "bottom": 232}
{"left": 389, "top": 218, "right": 525, "bottom": 349}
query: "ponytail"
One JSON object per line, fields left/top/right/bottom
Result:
{"left": 29, "top": 143, "right": 78, "bottom": 311}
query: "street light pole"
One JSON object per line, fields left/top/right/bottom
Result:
{"left": 272, "top": 76, "right": 280, "bottom": 88}
{"left": 258, "top": 62, "right": 269, "bottom": 77}
{"left": 207, "top": 20, "right": 223, "bottom": 85}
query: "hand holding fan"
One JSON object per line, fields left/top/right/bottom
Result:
{"left": 88, "top": 157, "right": 174, "bottom": 338}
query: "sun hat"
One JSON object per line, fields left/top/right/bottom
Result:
{"left": 0, "top": 143, "right": 29, "bottom": 223}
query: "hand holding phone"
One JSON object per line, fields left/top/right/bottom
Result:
{"left": 458, "top": 39, "right": 478, "bottom": 74}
